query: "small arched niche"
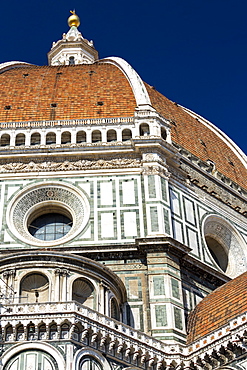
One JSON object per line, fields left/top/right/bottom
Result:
{"left": 72, "top": 278, "right": 95, "bottom": 309}
{"left": 110, "top": 297, "right": 120, "bottom": 320}
{"left": 31, "top": 132, "right": 41, "bottom": 146}
{"left": 46, "top": 132, "right": 56, "bottom": 145}
{"left": 161, "top": 127, "right": 167, "bottom": 140}
{"left": 1, "top": 134, "right": 10, "bottom": 147}
{"left": 107, "top": 129, "right": 117, "bottom": 142}
{"left": 20, "top": 273, "right": 49, "bottom": 303}
{"left": 61, "top": 131, "right": 71, "bottom": 144}
{"left": 92, "top": 130, "right": 102, "bottom": 143}
{"left": 77, "top": 131, "right": 86, "bottom": 143}
{"left": 203, "top": 215, "right": 247, "bottom": 277}
{"left": 122, "top": 129, "right": 132, "bottom": 141}
{"left": 139, "top": 123, "right": 150, "bottom": 136}
{"left": 15, "top": 133, "right": 25, "bottom": 146}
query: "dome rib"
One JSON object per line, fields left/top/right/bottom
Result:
{"left": 99, "top": 57, "right": 151, "bottom": 107}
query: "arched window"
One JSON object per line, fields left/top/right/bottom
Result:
{"left": 0, "top": 133, "right": 10, "bottom": 146}
{"left": 69, "top": 56, "right": 75, "bottom": 65}
{"left": 61, "top": 131, "right": 71, "bottom": 144}
{"left": 4, "top": 350, "right": 58, "bottom": 370}
{"left": 77, "top": 131, "right": 86, "bottom": 143}
{"left": 31, "top": 132, "right": 41, "bottom": 145}
{"left": 20, "top": 273, "right": 49, "bottom": 303}
{"left": 110, "top": 298, "right": 120, "bottom": 320}
{"left": 92, "top": 130, "right": 102, "bottom": 143}
{"left": 107, "top": 129, "right": 117, "bottom": 142}
{"left": 72, "top": 278, "right": 94, "bottom": 308}
{"left": 122, "top": 129, "right": 132, "bottom": 141}
{"left": 27, "top": 323, "right": 35, "bottom": 340}
{"left": 72, "top": 324, "right": 81, "bottom": 341}
{"left": 203, "top": 215, "right": 246, "bottom": 277}
{"left": 5, "top": 325, "right": 13, "bottom": 341}
{"left": 49, "top": 323, "right": 58, "bottom": 340}
{"left": 16, "top": 324, "right": 24, "bottom": 340}
{"left": 46, "top": 132, "right": 56, "bottom": 145}
{"left": 80, "top": 357, "right": 102, "bottom": 370}
{"left": 139, "top": 123, "right": 150, "bottom": 136}
{"left": 15, "top": 133, "right": 25, "bottom": 146}
{"left": 61, "top": 323, "right": 70, "bottom": 339}
{"left": 38, "top": 323, "right": 46, "bottom": 340}
{"left": 161, "top": 127, "right": 167, "bottom": 140}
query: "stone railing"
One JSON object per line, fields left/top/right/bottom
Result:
{"left": 0, "top": 301, "right": 184, "bottom": 363}
{"left": 0, "top": 117, "right": 134, "bottom": 130}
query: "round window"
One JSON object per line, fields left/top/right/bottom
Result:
{"left": 7, "top": 182, "right": 90, "bottom": 247}
{"left": 28, "top": 213, "right": 73, "bottom": 241}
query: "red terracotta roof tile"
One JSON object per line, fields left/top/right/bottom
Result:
{"left": 187, "top": 271, "right": 247, "bottom": 343}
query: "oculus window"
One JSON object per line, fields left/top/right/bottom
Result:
{"left": 28, "top": 213, "right": 72, "bottom": 241}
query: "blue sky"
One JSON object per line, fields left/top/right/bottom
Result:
{"left": 1, "top": 0, "right": 247, "bottom": 154}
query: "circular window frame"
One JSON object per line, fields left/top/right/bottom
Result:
{"left": 7, "top": 182, "right": 90, "bottom": 247}
{"left": 203, "top": 214, "right": 247, "bottom": 277}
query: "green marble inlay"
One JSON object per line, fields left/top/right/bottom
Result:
{"left": 171, "top": 278, "right": 180, "bottom": 299}
{"left": 174, "top": 306, "right": 183, "bottom": 330}
{"left": 155, "top": 305, "right": 167, "bottom": 327}
{"left": 163, "top": 207, "right": 170, "bottom": 235}
{"left": 150, "top": 206, "right": 159, "bottom": 232}
{"left": 153, "top": 276, "right": 165, "bottom": 296}
{"left": 148, "top": 175, "right": 156, "bottom": 198}
{"left": 161, "top": 177, "right": 167, "bottom": 202}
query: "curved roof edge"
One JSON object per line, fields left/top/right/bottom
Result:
{"left": 98, "top": 57, "right": 152, "bottom": 107}
{"left": 0, "top": 61, "right": 34, "bottom": 74}
{"left": 181, "top": 105, "right": 247, "bottom": 169}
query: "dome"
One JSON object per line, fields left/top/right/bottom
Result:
{"left": 0, "top": 57, "right": 246, "bottom": 190}
{"left": 187, "top": 271, "right": 247, "bottom": 343}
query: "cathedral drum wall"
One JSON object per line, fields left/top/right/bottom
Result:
{"left": 0, "top": 10, "right": 247, "bottom": 370}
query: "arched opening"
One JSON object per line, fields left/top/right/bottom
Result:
{"left": 161, "top": 127, "right": 167, "bottom": 140}
{"left": 92, "top": 130, "right": 102, "bottom": 143}
{"left": 107, "top": 129, "right": 117, "bottom": 142}
{"left": 205, "top": 236, "right": 228, "bottom": 272}
{"left": 203, "top": 215, "right": 247, "bottom": 277}
{"left": 61, "top": 323, "right": 70, "bottom": 339}
{"left": 77, "top": 131, "right": 87, "bottom": 143}
{"left": 5, "top": 325, "right": 13, "bottom": 341}
{"left": 69, "top": 56, "right": 75, "bottom": 65}
{"left": 15, "top": 133, "right": 25, "bottom": 146}
{"left": 20, "top": 273, "right": 49, "bottom": 303}
{"left": 16, "top": 324, "right": 24, "bottom": 340}
{"left": 72, "top": 324, "right": 82, "bottom": 341}
{"left": 139, "top": 123, "right": 150, "bottom": 136}
{"left": 38, "top": 323, "right": 46, "bottom": 340}
{"left": 122, "top": 129, "right": 132, "bottom": 141}
{"left": 72, "top": 278, "right": 94, "bottom": 309}
{"left": 80, "top": 357, "right": 102, "bottom": 370}
{"left": 31, "top": 132, "right": 41, "bottom": 145}
{"left": 61, "top": 131, "right": 71, "bottom": 144}
{"left": 110, "top": 298, "right": 120, "bottom": 320}
{"left": 28, "top": 209, "right": 73, "bottom": 242}
{"left": 27, "top": 323, "right": 36, "bottom": 340}
{"left": 0, "top": 133, "right": 10, "bottom": 146}
{"left": 46, "top": 132, "right": 56, "bottom": 145}
{"left": 4, "top": 350, "right": 58, "bottom": 370}
{"left": 49, "top": 323, "right": 58, "bottom": 340}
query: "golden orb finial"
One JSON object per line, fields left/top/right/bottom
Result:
{"left": 68, "top": 10, "right": 80, "bottom": 28}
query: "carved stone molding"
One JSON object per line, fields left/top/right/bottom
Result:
{"left": 0, "top": 158, "right": 141, "bottom": 173}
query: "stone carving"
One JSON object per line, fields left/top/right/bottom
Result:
{"left": 0, "top": 158, "right": 141, "bottom": 173}
{"left": 205, "top": 220, "right": 247, "bottom": 275}
{"left": 9, "top": 184, "right": 89, "bottom": 246}
{"left": 182, "top": 162, "right": 247, "bottom": 215}
{"left": 141, "top": 165, "right": 170, "bottom": 178}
